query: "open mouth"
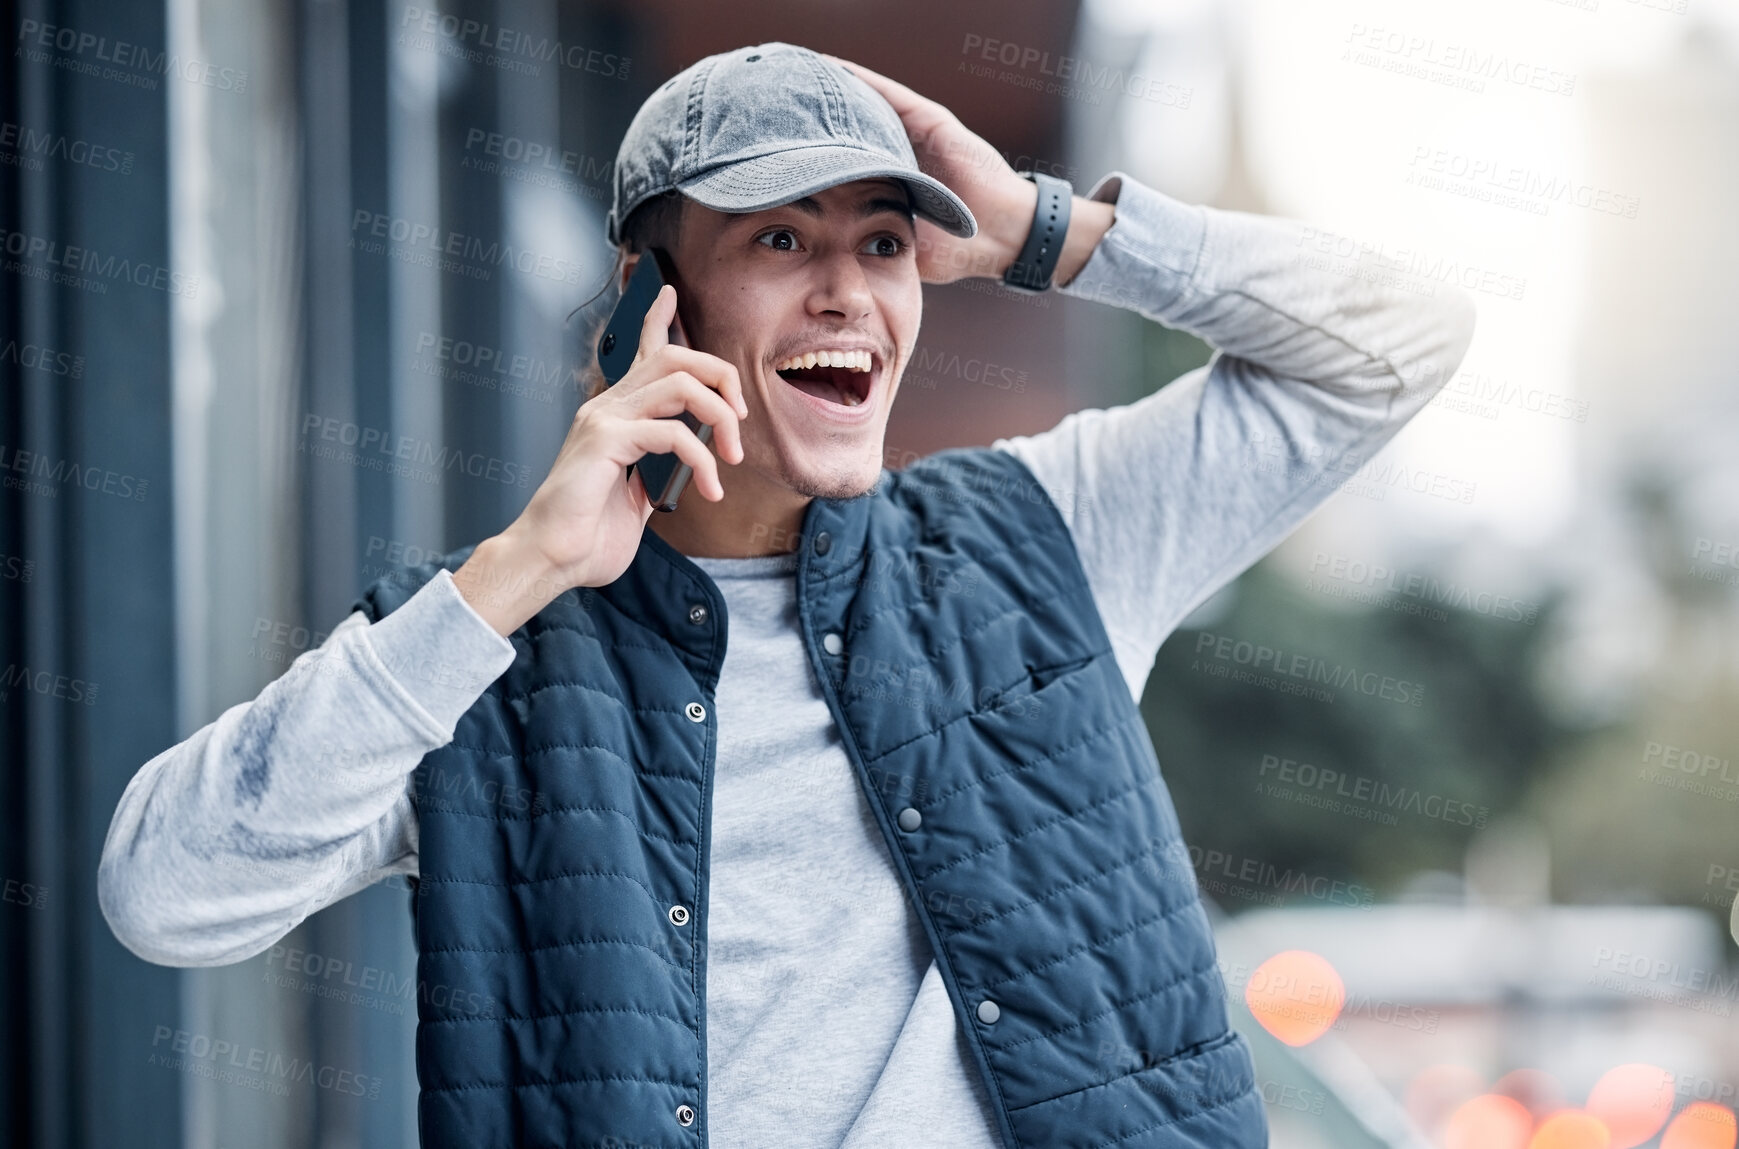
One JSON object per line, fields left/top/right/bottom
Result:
{"left": 774, "top": 349, "right": 875, "bottom": 408}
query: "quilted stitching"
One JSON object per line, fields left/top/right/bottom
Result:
{"left": 351, "top": 446, "right": 1263, "bottom": 1148}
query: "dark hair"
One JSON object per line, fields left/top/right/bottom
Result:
{"left": 570, "top": 192, "right": 689, "bottom": 405}
{"left": 621, "top": 189, "right": 688, "bottom": 256}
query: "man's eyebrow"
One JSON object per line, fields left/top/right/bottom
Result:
{"left": 778, "top": 193, "right": 915, "bottom": 222}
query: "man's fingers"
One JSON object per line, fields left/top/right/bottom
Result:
{"left": 607, "top": 369, "right": 742, "bottom": 465}
{"left": 625, "top": 465, "right": 655, "bottom": 523}
{"left": 826, "top": 55, "right": 921, "bottom": 111}
{"left": 627, "top": 419, "right": 724, "bottom": 502}
{"left": 825, "top": 55, "right": 951, "bottom": 142}
{"left": 634, "top": 284, "right": 677, "bottom": 365}
{"left": 611, "top": 280, "right": 749, "bottom": 428}
{"left": 644, "top": 345, "right": 748, "bottom": 420}
{"left": 631, "top": 372, "right": 743, "bottom": 465}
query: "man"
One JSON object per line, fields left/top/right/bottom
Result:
{"left": 100, "top": 41, "right": 1475, "bottom": 1149}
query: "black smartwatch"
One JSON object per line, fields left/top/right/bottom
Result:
{"left": 1001, "top": 171, "right": 1073, "bottom": 293}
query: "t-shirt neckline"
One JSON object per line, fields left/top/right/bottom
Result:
{"left": 688, "top": 551, "right": 799, "bottom": 579}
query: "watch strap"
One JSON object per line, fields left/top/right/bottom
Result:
{"left": 1002, "top": 171, "right": 1073, "bottom": 293}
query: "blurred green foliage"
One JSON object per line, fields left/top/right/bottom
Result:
{"left": 1115, "top": 317, "right": 1738, "bottom": 933}
{"left": 1141, "top": 559, "right": 1570, "bottom": 904}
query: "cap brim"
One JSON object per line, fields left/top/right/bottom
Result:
{"left": 675, "top": 145, "right": 977, "bottom": 239}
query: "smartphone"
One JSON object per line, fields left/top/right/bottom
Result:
{"left": 596, "top": 246, "right": 713, "bottom": 513}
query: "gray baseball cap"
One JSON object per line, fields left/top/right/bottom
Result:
{"left": 606, "top": 42, "right": 977, "bottom": 247}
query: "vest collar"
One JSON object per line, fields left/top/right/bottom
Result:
{"left": 573, "top": 473, "right": 884, "bottom": 692}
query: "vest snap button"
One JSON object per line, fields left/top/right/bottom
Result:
{"left": 897, "top": 807, "right": 921, "bottom": 832}
{"left": 685, "top": 701, "right": 706, "bottom": 723}
{"left": 676, "top": 1103, "right": 696, "bottom": 1126}
{"left": 822, "top": 631, "right": 843, "bottom": 656}
{"left": 687, "top": 603, "right": 708, "bottom": 625}
{"left": 977, "top": 1000, "right": 1001, "bottom": 1025}
{"left": 668, "top": 904, "right": 690, "bottom": 927}
{"left": 813, "top": 531, "right": 832, "bottom": 556}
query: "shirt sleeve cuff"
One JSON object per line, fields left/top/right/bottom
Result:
{"left": 1056, "top": 170, "right": 1207, "bottom": 321}
{"left": 361, "top": 567, "right": 518, "bottom": 735}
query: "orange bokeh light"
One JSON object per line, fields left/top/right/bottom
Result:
{"left": 1529, "top": 1111, "right": 1613, "bottom": 1149}
{"left": 1498, "top": 1068, "right": 1569, "bottom": 1121}
{"left": 1586, "top": 1064, "right": 1675, "bottom": 1148}
{"left": 1243, "top": 949, "right": 1345, "bottom": 1046}
{"left": 1407, "top": 1063, "right": 1485, "bottom": 1137}
{"left": 1661, "top": 1103, "right": 1739, "bottom": 1149}
{"left": 1445, "top": 1093, "right": 1534, "bottom": 1149}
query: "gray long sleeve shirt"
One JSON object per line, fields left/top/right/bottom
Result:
{"left": 99, "top": 170, "right": 1476, "bottom": 1146}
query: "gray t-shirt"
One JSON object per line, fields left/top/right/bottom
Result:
{"left": 97, "top": 170, "right": 1475, "bottom": 1146}
{"left": 689, "top": 550, "right": 1000, "bottom": 1147}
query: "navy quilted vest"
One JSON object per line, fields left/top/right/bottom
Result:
{"left": 354, "top": 446, "right": 1266, "bottom": 1149}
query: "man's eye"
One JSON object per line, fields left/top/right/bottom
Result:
{"left": 864, "top": 235, "right": 907, "bottom": 258}
{"left": 756, "top": 229, "right": 799, "bottom": 251}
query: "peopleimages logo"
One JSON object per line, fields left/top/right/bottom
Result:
{"left": 1434, "top": 365, "right": 1589, "bottom": 424}
{"left": 412, "top": 332, "right": 569, "bottom": 406}
{"left": 460, "top": 128, "right": 612, "bottom": 201}
{"left": 906, "top": 346, "right": 1028, "bottom": 393}
{"left": 15, "top": 19, "right": 249, "bottom": 92}
{"left": 148, "top": 1025, "right": 384, "bottom": 1099}
{"left": 1257, "top": 753, "right": 1489, "bottom": 829}
{"left": 0, "top": 443, "right": 150, "bottom": 501}
{"left": 1191, "top": 630, "right": 1427, "bottom": 708}
{"left": 1704, "top": 865, "right": 1739, "bottom": 910}
{"left": 397, "top": 7, "right": 629, "bottom": 79}
{"left": 1, "top": 226, "right": 198, "bottom": 297}
{"left": 1305, "top": 551, "right": 1541, "bottom": 625}
{"left": 1240, "top": 429, "right": 1477, "bottom": 507}
{"left": 1187, "top": 845, "right": 1376, "bottom": 910}
{"left": 0, "top": 663, "right": 98, "bottom": 705}
{"left": 1637, "top": 739, "right": 1739, "bottom": 802}
{"left": 1341, "top": 23, "right": 1578, "bottom": 98}
{"left": 1404, "top": 145, "right": 1640, "bottom": 219}
{"left": 351, "top": 210, "right": 588, "bottom": 287}
{"left": 298, "top": 414, "right": 534, "bottom": 489}
{"left": 958, "top": 33, "right": 1192, "bottom": 108}
{"left": 0, "top": 121, "right": 134, "bottom": 174}
{"left": 1293, "top": 224, "right": 1529, "bottom": 301}
{"left": 0, "top": 338, "right": 84, "bottom": 378}
{"left": 0, "top": 552, "right": 33, "bottom": 583}
{"left": 1588, "top": 948, "right": 1738, "bottom": 1016}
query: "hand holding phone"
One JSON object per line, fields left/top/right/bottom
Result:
{"left": 452, "top": 254, "right": 746, "bottom": 634}
{"left": 586, "top": 256, "right": 746, "bottom": 524}
{"left": 598, "top": 249, "right": 716, "bottom": 512}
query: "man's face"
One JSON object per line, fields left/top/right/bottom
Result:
{"left": 659, "top": 178, "right": 922, "bottom": 501}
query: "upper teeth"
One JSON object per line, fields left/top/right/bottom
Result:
{"left": 775, "top": 349, "right": 873, "bottom": 373}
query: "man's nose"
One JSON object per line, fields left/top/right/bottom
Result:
{"left": 806, "top": 254, "right": 874, "bottom": 319}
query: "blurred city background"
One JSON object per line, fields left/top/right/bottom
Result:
{"left": 4, "top": 0, "right": 1739, "bottom": 1145}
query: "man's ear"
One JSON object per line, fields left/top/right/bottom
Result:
{"left": 617, "top": 250, "right": 639, "bottom": 294}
